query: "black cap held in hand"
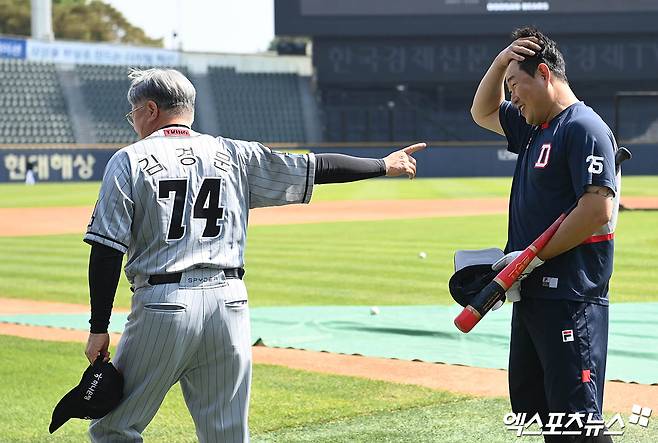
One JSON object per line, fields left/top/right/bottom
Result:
{"left": 449, "top": 248, "right": 505, "bottom": 307}
{"left": 49, "top": 356, "right": 124, "bottom": 434}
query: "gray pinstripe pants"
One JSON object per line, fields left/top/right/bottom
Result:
{"left": 89, "top": 277, "right": 252, "bottom": 442}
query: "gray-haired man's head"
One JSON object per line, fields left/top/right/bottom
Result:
{"left": 127, "top": 68, "right": 195, "bottom": 117}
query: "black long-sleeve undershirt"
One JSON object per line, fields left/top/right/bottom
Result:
{"left": 88, "top": 242, "right": 123, "bottom": 333}
{"left": 314, "top": 153, "right": 386, "bottom": 184}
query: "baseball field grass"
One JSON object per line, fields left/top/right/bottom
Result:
{"left": 2, "top": 335, "right": 656, "bottom": 443}
{"left": 0, "top": 211, "right": 656, "bottom": 307}
{"left": 1, "top": 176, "right": 658, "bottom": 207}
{"left": 0, "top": 336, "right": 658, "bottom": 443}
{"left": 1, "top": 178, "right": 657, "bottom": 442}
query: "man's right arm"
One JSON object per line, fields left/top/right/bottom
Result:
{"left": 237, "top": 141, "right": 426, "bottom": 209}
{"left": 84, "top": 242, "right": 123, "bottom": 364}
{"left": 470, "top": 37, "right": 542, "bottom": 135}
{"left": 315, "top": 143, "right": 426, "bottom": 183}
{"left": 83, "top": 151, "right": 133, "bottom": 363}
{"left": 88, "top": 242, "right": 124, "bottom": 334}
{"left": 470, "top": 63, "right": 506, "bottom": 135}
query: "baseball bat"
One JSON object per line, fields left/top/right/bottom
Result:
{"left": 454, "top": 147, "right": 632, "bottom": 333}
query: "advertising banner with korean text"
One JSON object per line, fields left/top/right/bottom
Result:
{"left": 25, "top": 39, "right": 180, "bottom": 66}
{"left": 0, "top": 147, "right": 116, "bottom": 182}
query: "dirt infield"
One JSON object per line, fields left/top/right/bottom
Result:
{"left": 0, "top": 297, "right": 656, "bottom": 414}
{"left": 2, "top": 197, "right": 656, "bottom": 237}
{"left": 0, "top": 198, "right": 511, "bottom": 237}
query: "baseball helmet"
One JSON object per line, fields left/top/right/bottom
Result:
{"left": 449, "top": 248, "right": 504, "bottom": 307}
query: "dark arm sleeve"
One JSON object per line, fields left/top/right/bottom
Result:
{"left": 88, "top": 241, "right": 124, "bottom": 333}
{"left": 314, "top": 153, "right": 386, "bottom": 184}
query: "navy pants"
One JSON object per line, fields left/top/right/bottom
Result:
{"left": 509, "top": 298, "right": 612, "bottom": 442}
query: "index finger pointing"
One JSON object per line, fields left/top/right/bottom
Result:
{"left": 402, "top": 142, "right": 427, "bottom": 155}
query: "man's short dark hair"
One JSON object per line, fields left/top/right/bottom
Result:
{"left": 512, "top": 26, "right": 568, "bottom": 83}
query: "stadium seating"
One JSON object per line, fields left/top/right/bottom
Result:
{"left": 573, "top": 81, "right": 658, "bottom": 142}
{"left": 612, "top": 96, "right": 658, "bottom": 142}
{"left": 319, "top": 86, "right": 494, "bottom": 142}
{"left": 1, "top": 58, "right": 652, "bottom": 146}
{"left": 76, "top": 64, "right": 203, "bottom": 144}
{"left": 208, "top": 67, "right": 306, "bottom": 142}
{"left": 76, "top": 64, "right": 148, "bottom": 144}
{"left": 0, "top": 59, "right": 75, "bottom": 144}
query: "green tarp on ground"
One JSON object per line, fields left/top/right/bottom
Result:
{"left": 2, "top": 303, "right": 657, "bottom": 384}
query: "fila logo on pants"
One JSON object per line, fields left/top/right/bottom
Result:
{"left": 562, "top": 329, "right": 574, "bottom": 343}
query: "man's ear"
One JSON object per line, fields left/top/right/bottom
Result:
{"left": 146, "top": 100, "right": 159, "bottom": 122}
{"left": 537, "top": 63, "right": 551, "bottom": 83}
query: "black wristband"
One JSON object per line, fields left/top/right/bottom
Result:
{"left": 314, "top": 153, "right": 386, "bottom": 184}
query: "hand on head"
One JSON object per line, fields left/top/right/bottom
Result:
{"left": 495, "top": 37, "right": 543, "bottom": 68}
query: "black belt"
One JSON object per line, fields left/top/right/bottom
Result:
{"left": 148, "top": 268, "right": 244, "bottom": 285}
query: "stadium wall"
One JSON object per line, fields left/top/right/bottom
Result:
{"left": 1, "top": 143, "right": 656, "bottom": 183}
{"left": 0, "top": 35, "right": 311, "bottom": 75}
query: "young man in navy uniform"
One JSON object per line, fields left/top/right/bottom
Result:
{"left": 471, "top": 27, "right": 618, "bottom": 442}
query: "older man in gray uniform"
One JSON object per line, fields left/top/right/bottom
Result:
{"left": 83, "top": 68, "right": 425, "bottom": 442}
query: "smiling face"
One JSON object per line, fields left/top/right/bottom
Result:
{"left": 505, "top": 61, "right": 553, "bottom": 126}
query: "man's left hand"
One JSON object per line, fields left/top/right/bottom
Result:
{"left": 85, "top": 333, "right": 110, "bottom": 364}
{"left": 492, "top": 251, "right": 544, "bottom": 302}
{"left": 383, "top": 143, "right": 427, "bottom": 179}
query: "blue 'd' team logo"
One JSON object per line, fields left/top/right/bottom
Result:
{"left": 534, "top": 143, "right": 551, "bottom": 168}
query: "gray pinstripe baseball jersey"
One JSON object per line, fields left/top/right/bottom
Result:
{"left": 85, "top": 127, "right": 315, "bottom": 285}
{"left": 84, "top": 126, "right": 315, "bottom": 443}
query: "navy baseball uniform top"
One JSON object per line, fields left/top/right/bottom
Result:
{"left": 499, "top": 100, "right": 619, "bottom": 306}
